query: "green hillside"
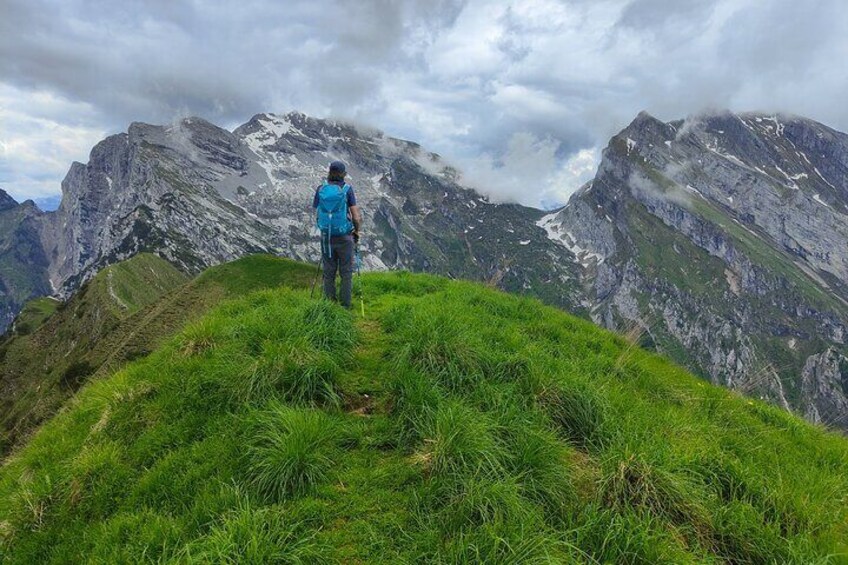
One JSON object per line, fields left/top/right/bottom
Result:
{"left": 7, "top": 297, "right": 61, "bottom": 337}
{"left": 2, "top": 265, "right": 846, "bottom": 563}
{"left": 0, "top": 254, "right": 314, "bottom": 456}
{"left": 0, "top": 253, "right": 188, "bottom": 455}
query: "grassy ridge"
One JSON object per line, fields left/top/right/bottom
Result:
{"left": 7, "top": 297, "right": 60, "bottom": 337}
{"left": 1, "top": 269, "right": 847, "bottom": 563}
{"left": 81, "top": 253, "right": 190, "bottom": 317}
{"left": 0, "top": 254, "right": 188, "bottom": 455}
{"left": 0, "top": 254, "right": 313, "bottom": 456}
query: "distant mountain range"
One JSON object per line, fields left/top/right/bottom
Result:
{"left": 1, "top": 109, "right": 846, "bottom": 429}
{"left": 33, "top": 195, "right": 62, "bottom": 212}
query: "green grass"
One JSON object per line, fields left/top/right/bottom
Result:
{"left": 1, "top": 265, "right": 847, "bottom": 563}
{"left": 7, "top": 297, "right": 60, "bottom": 336}
{"left": 87, "top": 253, "right": 189, "bottom": 317}
{"left": 0, "top": 254, "right": 314, "bottom": 456}
{"left": 246, "top": 403, "right": 342, "bottom": 500}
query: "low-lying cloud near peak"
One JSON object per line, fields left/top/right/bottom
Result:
{"left": 1, "top": 0, "right": 846, "bottom": 209}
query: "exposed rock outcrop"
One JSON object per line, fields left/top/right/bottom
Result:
{"left": 4, "top": 110, "right": 848, "bottom": 430}
{"left": 0, "top": 190, "right": 51, "bottom": 332}
{"left": 542, "top": 111, "right": 848, "bottom": 429}
{"left": 801, "top": 349, "right": 848, "bottom": 427}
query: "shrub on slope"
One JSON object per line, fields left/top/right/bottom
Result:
{"left": 1, "top": 270, "right": 846, "bottom": 563}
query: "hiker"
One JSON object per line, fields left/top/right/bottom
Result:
{"left": 313, "top": 160, "right": 362, "bottom": 308}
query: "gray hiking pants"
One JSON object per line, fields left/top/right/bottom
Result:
{"left": 322, "top": 237, "right": 354, "bottom": 308}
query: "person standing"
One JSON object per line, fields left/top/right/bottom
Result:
{"left": 313, "top": 161, "right": 362, "bottom": 308}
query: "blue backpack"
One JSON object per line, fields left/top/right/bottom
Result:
{"left": 316, "top": 183, "right": 353, "bottom": 237}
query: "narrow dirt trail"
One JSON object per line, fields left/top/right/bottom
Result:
{"left": 341, "top": 318, "right": 389, "bottom": 415}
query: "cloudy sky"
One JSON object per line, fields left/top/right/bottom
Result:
{"left": 1, "top": 0, "right": 847, "bottom": 209}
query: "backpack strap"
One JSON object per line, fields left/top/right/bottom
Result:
{"left": 338, "top": 183, "right": 350, "bottom": 212}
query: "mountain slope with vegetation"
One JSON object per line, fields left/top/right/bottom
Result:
{"left": 3, "top": 110, "right": 847, "bottom": 428}
{"left": 0, "top": 190, "right": 51, "bottom": 334}
{"left": 0, "top": 253, "right": 187, "bottom": 454}
{"left": 0, "top": 254, "right": 313, "bottom": 456}
{"left": 2, "top": 265, "right": 846, "bottom": 563}
{"left": 6, "top": 297, "right": 60, "bottom": 337}
{"left": 545, "top": 111, "right": 848, "bottom": 429}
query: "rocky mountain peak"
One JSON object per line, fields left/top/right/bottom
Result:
{"left": 0, "top": 189, "right": 19, "bottom": 211}
{"left": 624, "top": 109, "right": 664, "bottom": 129}
{"left": 618, "top": 110, "right": 674, "bottom": 140}
{"left": 543, "top": 109, "right": 848, "bottom": 427}
{"left": 22, "top": 109, "right": 580, "bottom": 313}
{"left": 0, "top": 188, "right": 51, "bottom": 333}
{"left": 3, "top": 108, "right": 847, "bottom": 431}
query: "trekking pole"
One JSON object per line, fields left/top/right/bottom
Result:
{"left": 310, "top": 244, "right": 323, "bottom": 300}
{"left": 355, "top": 243, "right": 365, "bottom": 317}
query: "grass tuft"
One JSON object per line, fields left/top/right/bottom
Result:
{"left": 420, "top": 400, "right": 504, "bottom": 479}
{"left": 387, "top": 368, "right": 441, "bottom": 448}
{"left": 183, "top": 491, "right": 330, "bottom": 564}
{"left": 599, "top": 445, "right": 710, "bottom": 541}
{"left": 507, "top": 424, "right": 578, "bottom": 520}
{"left": 538, "top": 377, "right": 612, "bottom": 452}
{"left": 179, "top": 315, "right": 228, "bottom": 356}
{"left": 245, "top": 340, "right": 342, "bottom": 407}
{"left": 572, "top": 505, "right": 694, "bottom": 564}
{"left": 301, "top": 300, "right": 358, "bottom": 352}
{"left": 245, "top": 403, "right": 340, "bottom": 500}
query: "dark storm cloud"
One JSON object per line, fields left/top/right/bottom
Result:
{"left": 1, "top": 0, "right": 846, "bottom": 206}
{"left": 1, "top": 0, "right": 465, "bottom": 126}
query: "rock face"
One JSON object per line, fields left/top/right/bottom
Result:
{"left": 0, "top": 190, "right": 51, "bottom": 332}
{"left": 541, "top": 111, "right": 848, "bottom": 427}
{"left": 40, "top": 120, "right": 281, "bottom": 293}
{"left": 2, "top": 109, "right": 847, "bottom": 430}
{"left": 801, "top": 349, "right": 848, "bottom": 428}
{"left": 36, "top": 112, "right": 582, "bottom": 307}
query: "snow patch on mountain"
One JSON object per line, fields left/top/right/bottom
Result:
{"left": 537, "top": 212, "right": 605, "bottom": 267}
{"left": 813, "top": 194, "right": 831, "bottom": 208}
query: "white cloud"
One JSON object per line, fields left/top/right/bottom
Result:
{"left": 1, "top": 0, "right": 847, "bottom": 209}
{"left": 459, "top": 132, "right": 598, "bottom": 207}
{"left": 425, "top": 3, "right": 509, "bottom": 77}
{"left": 0, "top": 84, "right": 106, "bottom": 200}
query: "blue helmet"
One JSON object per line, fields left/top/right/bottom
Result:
{"left": 329, "top": 160, "right": 346, "bottom": 175}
